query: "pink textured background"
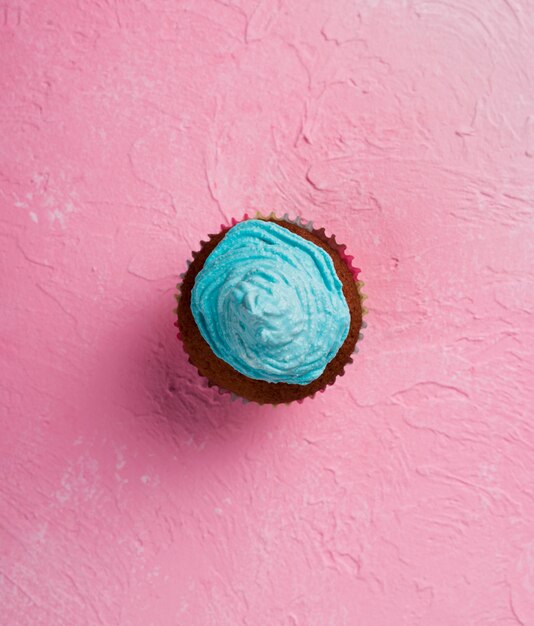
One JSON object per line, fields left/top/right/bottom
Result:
{"left": 1, "top": 1, "right": 534, "bottom": 624}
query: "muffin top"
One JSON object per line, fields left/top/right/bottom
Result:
{"left": 190, "top": 220, "right": 350, "bottom": 385}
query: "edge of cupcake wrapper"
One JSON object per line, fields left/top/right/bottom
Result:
{"left": 174, "top": 211, "right": 368, "bottom": 406}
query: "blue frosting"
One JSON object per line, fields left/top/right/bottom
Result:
{"left": 191, "top": 220, "right": 350, "bottom": 385}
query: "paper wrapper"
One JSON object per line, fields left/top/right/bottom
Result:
{"left": 174, "top": 212, "right": 367, "bottom": 405}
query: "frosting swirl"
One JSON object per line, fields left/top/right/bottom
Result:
{"left": 191, "top": 220, "right": 350, "bottom": 385}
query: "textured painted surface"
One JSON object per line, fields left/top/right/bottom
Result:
{"left": 1, "top": 0, "right": 533, "bottom": 624}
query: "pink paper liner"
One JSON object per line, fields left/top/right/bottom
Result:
{"left": 174, "top": 212, "right": 367, "bottom": 406}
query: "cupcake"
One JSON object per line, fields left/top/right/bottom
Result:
{"left": 176, "top": 214, "right": 364, "bottom": 404}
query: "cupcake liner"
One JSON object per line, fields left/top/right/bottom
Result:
{"left": 174, "top": 211, "right": 367, "bottom": 406}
